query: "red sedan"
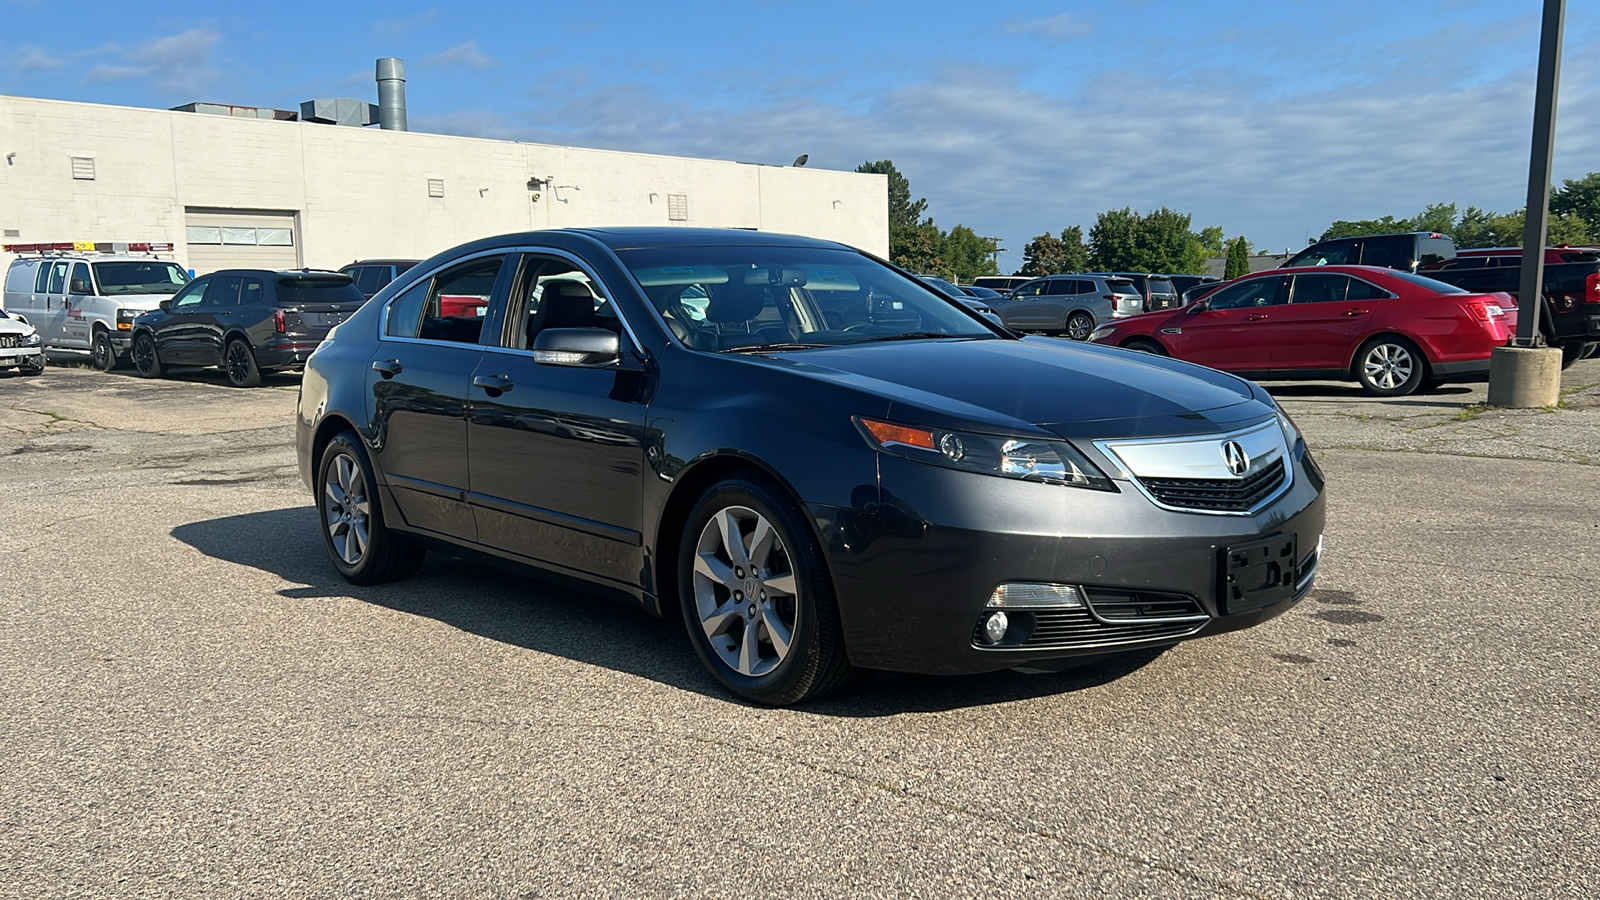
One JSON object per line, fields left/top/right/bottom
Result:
{"left": 1087, "top": 266, "right": 1516, "bottom": 396}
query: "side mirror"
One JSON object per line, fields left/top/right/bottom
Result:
{"left": 70, "top": 278, "right": 92, "bottom": 294}
{"left": 532, "top": 327, "right": 620, "bottom": 368}
{"left": 158, "top": 299, "right": 172, "bottom": 311}
{"left": 1187, "top": 301, "right": 1208, "bottom": 314}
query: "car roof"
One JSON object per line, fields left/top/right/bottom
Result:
{"left": 204, "top": 268, "right": 353, "bottom": 278}
{"left": 344, "top": 259, "right": 421, "bottom": 266}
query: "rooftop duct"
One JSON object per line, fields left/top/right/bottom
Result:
{"left": 376, "top": 58, "right": 408, "bottom": 132}
{"left": 299, "top": 98, "right": 379, "bottom": 127}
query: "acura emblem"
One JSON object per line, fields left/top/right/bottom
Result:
{"left": 1222, "top": 441, "right": 1250, "bottom": 476}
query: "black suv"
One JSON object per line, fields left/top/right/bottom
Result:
{"left": 339, "top": 259, "right": 419, "bottom": 300}
{"left": 131, "top": 270, "right": 366, "bottom": 386}
{"left": 1283, "top": 232, "right": 1455, "bottom": 273}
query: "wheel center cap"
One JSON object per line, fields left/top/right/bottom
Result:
{"left": 743, "top": 577, "right": 759, "bottom": 596}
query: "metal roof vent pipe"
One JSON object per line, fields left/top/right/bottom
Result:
{"left": 376, "top": 57, "right": 408, "bottom": 131}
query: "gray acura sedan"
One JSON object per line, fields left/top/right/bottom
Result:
{"left": 295, "top": 227, "right": 1325, "bottom": 705}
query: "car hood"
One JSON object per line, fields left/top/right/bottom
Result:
{"left": 746, "top": 336, "right": 1266, "bottom": 440}
{"left": 105, "top": 293, "right": 178, "bottom": 311}
{"left": 0, "top": 317, "right": 36, "bottom": 336}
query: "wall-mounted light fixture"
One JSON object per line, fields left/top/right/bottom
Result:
{"left": 554, "top": 184, "right": 580, "bottom": 203}
{"left": 4, "top": 152, "right": 15, "bottom": 166}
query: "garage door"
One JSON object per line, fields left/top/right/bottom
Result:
{"left": 184, "top": 209, "right": 300, "bottom": 274}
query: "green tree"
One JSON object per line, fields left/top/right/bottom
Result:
{"left": 1088, "top": 207, "right": 1142, "bottom": 271}
{"left": 1018, "top": 231, "right": 1067, "bottom": 277}
{"left": 1318, "top": 216, "right": 1408, "bottom": 241}
{"left": 1411, "top": 203, "right": 1458, "bottom": 235}
{"left": 1059, "top": 225, "right": 1089, "bottom": 273}
{"left": 1199, "top": 225, "right": 1226, "bottom": 256}
{"left": 891, "top": 221, "right": 944, "bottom": 275}
{"left": 941, "top": 224, "right": 1000, "bottom": 282}
{"left": 1088, "top": 207, "right": 1209, "bottom": 273}
{"left": 1551, "top": 172, "right": 1600, "bottom": 238}
{"left": 855, "top": 160, "right": 928, "bottom": 231}
{"left": 1225, "top": 237, "right": 1251, "bottom": 279}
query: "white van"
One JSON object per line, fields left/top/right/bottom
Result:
{"left": 2, "top": 243, "right": 191, "bottom": 369}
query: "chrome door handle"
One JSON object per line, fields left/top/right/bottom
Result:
{"left": 472, "top": 374, "right": 514, "bottom": 395}
{"left": 1343, "top": 309, "right": 1369, "bottom": 316}
{"left": 1246, "top": 313, "right": 1270, "bottom": 321}
{"left": 371, "top": 359, "right": 403, "bottom": 378}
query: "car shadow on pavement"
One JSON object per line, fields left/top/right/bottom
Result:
{"left": 171, "top": 506, "right": 1167, "bottom": 715}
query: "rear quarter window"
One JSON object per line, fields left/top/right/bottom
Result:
{"left": 5, "top": 261, "right": 38, "bottom": 294}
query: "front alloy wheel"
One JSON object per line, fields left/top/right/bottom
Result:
{"left": 679, "top": 476, "right": 854, "bottom": 705}
{"left": 1356, "top": 337, "right": 1425, "bottom": 396}
{"left": 131, "top": 333, "right": 162, "bottom": 379}
{"left": 316, "top": 431, "right": 425, "bottom": 584}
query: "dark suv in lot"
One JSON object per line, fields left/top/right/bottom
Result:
{"left": 1086, "top": 272, "right": 1180, "bottom": 311}
{"left": 1284, "top": 232, "right": 1455, "bottom": 273}
{"left": 339, "top": 259, "right": 419, "bottom": 300}
{"left": 131, "top": 269, "right": 367, "bottom": 386}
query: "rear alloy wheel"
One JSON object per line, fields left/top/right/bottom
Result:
{"left": 1063, "top": 311, "right": 1095, "bottom": 341}
{"left": 679, "top": 476, "right": 853, "bottom": 705}
{"left": 131, "top": 333, "right": 163, "bottom": 379}
{"left": 1355, "top": 336, "right": 1427, "bottom": 396}
{"left": 317, "top": 431, "right": 425, "bottom": 585}
{"left": 91, "top": 329, "right": 118, "bottom": 371}
{"left": 224, "top": 338, "right": 262, "bottom": 387}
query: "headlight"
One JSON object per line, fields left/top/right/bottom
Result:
{"left": 1276, "top": 407, "right": 1303, "bottom": 450}
{"left": 22, "top": 331, "right": 42, "bottom": 346}
{"left": 855, "top": 416, "right": 1114, "bottom": 490}
{"left": 1089, "top": 325, "right": 1115, "bottom": 341}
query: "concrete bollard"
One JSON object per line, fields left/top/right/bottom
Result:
{"left": 1486, "top": 346, "right": 1562, "bottom": 408}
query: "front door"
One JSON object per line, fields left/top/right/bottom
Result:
{"left": 39, "top": 261, "right": 71, "bottom": 346}
{"left": 465, "top": 253, "right": 650, "bottom": 587}
{"left": 366, "top": 252, "right": 510, "bottom": 540}
{"left": 1170, "top": 275, "right": 1287, "bottom": 372}
{"left": 190, "top": 274, "right": 245, "bottom": 366}
{"left": 155, "top": 277, "right": 212, "bottom": 364}
{"left": 60, "top": 262, "right": 95, "bottom": 349}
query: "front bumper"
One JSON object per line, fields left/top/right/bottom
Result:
{"left": 818, "top": 443, "right": 1327, "bottom": 675}
{"left": 0, "top": 347, "right": 45, "bottom": 368}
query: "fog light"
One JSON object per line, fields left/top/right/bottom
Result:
{"left": 987, "top": 582, "right": 1085, "bottom": 609}
{"left": 982, "top": 610, "right": 1009, "bottom": 644}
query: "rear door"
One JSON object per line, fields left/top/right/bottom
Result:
{"left": 1270, "top": 273, "right": 1390, "bottom": 370}
{"left": 367, "top": 252, "right": 510, "bottom": 540}
{"left": 39, "top": 261, "right": 71, "bottom": 345}
{"left": 191, "top": 274, "right": 244, "bottom": 365}
{"left": 60, "top": 262, "right": 95, "bottom": 349}
{"left": 1170, "top": 275, "right": 1287, "bottom": 371}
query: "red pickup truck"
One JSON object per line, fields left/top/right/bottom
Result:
{"left": 1422, "top": 248, "right": 1600, "bottom": 366}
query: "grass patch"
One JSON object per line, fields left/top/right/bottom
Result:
{"left": 1454, "top": 404, "right": 1487, "bottom": 422}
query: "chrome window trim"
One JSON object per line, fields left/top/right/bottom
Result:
{"left": 1093, "top": 420, "right": 1294, "bottom": 517}
{"left": 376, "top": 247, "right": 509, "bottom": 344}
{"left": 505, "top": 246, "right": 647, "bottom": 358}
{"left": 1287, "top": 273, "right": 1399, "bottom": 304}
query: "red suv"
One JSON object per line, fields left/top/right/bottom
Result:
{"left": 1087, "top": 266, "right": 1516, "bottom": 396}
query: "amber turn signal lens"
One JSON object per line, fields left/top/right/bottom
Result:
{"left": 859, "top": 418, "right": 935, "bottom": 450}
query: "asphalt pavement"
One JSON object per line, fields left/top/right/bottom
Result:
{"left": 1, "top": 361, "right": 1596, "bottom": 899}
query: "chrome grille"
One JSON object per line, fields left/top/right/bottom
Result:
{"left": 1141, "top": 457, "right": 1287, "bottom": 513}
{"left": 0, "top": 335, "right": 16, "bottom": 349}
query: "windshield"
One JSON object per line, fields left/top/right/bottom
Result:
{"left": 1385, "top": 271, "right": 1467, "bottom": 294}
{"left": 93, "top": 261, "right": 190, "bottom": 295}
{"left": 920, "top": 276, "right": 966, "bottom": 298}
{"left": 619, "top": 246, "right": 998, "bottom": 352}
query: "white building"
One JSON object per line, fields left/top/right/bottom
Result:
{"left": 0, "top": 93, "right": 888, "bottom": 276}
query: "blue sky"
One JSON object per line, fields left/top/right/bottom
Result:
{"left": 3, "top": 0, "right": 1597, "bottom": 272}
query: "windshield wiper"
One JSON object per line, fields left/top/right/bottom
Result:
{"left": 719, "top": 342, "right": 832, "bottom": 354}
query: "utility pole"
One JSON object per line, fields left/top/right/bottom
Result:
{"left": 1487, "top": 0, "right": 1565, "bottom": 407}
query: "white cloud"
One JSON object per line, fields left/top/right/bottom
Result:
{"left": 423, "top": 40, "right": 497, "bottom": 72}
{"left": 76, "top": 28, "right": 223, "bottom": 97}
{"left": 12, "top": 46, "right": 59, "bottom": 73}
{"left": 1002, "top": 14, "right": 1093, "bottom": 45}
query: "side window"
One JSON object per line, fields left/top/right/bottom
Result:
{"left": 1207, "top": 277, "right": 1286, "bottom": 310}
{"left": 34, "top": 262, "right": 51, "bottom": 292}
{"left": 1417, "top": 238, "right": 1453, "bottom": 269}
{"left": 240, "top": 278, "right": 266, "bottom": 305}
{"left": 172, "top": 278, "right": 209, "bottom": 308}
{"left": 1014, "top": 279, "right": 1046, "bottom": 298}
{"left": 351, "top": 266, "right": 384, "bottom": 296}
{"left": 70, "top": 263, "right": 93, "bottom": 295}
{"left": 47, "top": 262, "right": 69, "bottom": 294}
{"left": 1045, "top": 279, "right": 1073, "bottom": 295}
{"left": 1345, "top": 279, "right": 1390, "bottom": 301}
{"left": 203, "top": 275, "right": 244, "bottom": 307}
{"left": 1360, "top": 236, "right": 1410, "bottom": 271}
{"left": 384, "top": 279, "right": 429, "bottom": 337}
{"left": 1291, "top": 274, "right": 1349, "bottom": 304}
{"left": 512, "top": 257, "right": 617, "bottom": 350}
{"left": 4, "top": 262, "right": 33, "bottom": 294}
{"left": 1291, "top": 240, "right": 1355, "bottom": 267}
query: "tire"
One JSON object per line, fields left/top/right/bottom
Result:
{"left": 1582, "top": 342, "right": 1600, "bottom": 361}
{"left": 131, "top": 332, "right": 163, "bottom": 379}
{"left": 20, "top": 360, "right": 45, "bottom": 376}
{"left": 678, "top": 474, "right": 854, "bottom": 705}
{"left": 1062, "top": 311, "right": 1095, "bottom": 341}
{"left": 224, "top": 337, "right": 262, "bottom": 387}
{"left": 1354, "top": 336, "right": 1427, "bottom": 397}
{"left": 1122, "top": 338, "right": 1168, "bottom": 356}
{"left": 316, "top": 431, "right": 425, "bottom": 585}
{"left": 90, "top": 329, "right": 118, "bottom": 371}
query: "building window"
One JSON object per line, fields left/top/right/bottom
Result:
{"left": 428, "top": 178, "right": 445, "bottom": 198}
{"left": 71, "top": 157, "right": 96, "bottom": 180}
{"left": 668, "top": 193, "right": 688, "bottom": 221}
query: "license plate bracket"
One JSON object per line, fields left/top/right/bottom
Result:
{"left": 1220, "top": 533, "right": 1298, "bottom": 614}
